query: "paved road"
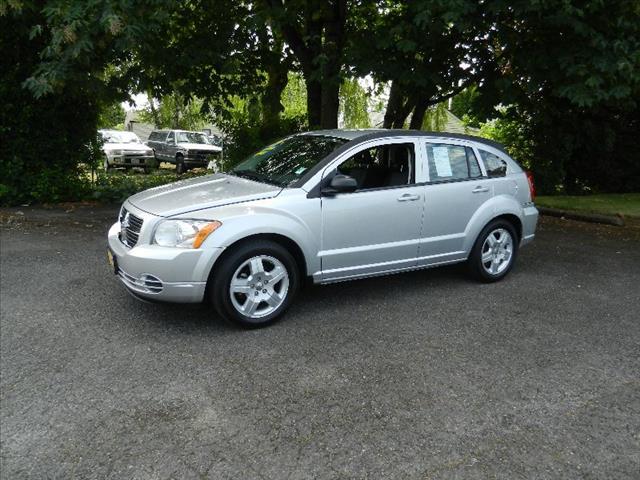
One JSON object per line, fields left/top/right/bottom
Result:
{"left": 1, "top": 207, "right": 639, "bottom": 479}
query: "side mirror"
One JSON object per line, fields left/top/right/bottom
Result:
{"left": 322, "top": 174, "right": 358, "bottom": 195}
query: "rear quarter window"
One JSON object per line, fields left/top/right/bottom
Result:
{"left": 480, "top": 150, "right": 508, "bottom": 177}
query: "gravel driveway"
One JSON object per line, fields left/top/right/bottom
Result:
{"left": 1, "top": 207, "right": 639, "bottom": 479}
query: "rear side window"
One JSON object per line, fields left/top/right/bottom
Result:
{"left": 426, "top": 144, "right": 482, "bottom": 182}
{"left": 149, "top": 131, "right": 159, "bottom": 141}
{"left": 480, "top": 151, "right": 508, "bottom": 177}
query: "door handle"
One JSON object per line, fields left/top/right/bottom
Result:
{"left": 472, "top": 186, "right": 490, "bottom": 193}
{"left": 397, "top": 193, "right": 421, "bottom": 202}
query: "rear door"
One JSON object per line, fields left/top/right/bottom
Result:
{"left": 419, "top": 141, "right": 492, "bottom": 264}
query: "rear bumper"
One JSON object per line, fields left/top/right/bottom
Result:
{"left": 107, "top": 222, "right": 223, "bottom": 303}
{"left": 521, "top": 204, "right": 539, "bottom": 246}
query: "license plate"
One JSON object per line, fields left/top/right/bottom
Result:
{"left": 107, "top": 249, "right": 117, "bottom": 274}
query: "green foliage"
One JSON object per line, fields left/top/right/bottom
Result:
{"left": 138, "top": 93, "right": 209, "bottom": 130}
{"left": 97, "top": 102, "right": 125, "bottom": 129}
{"left": 340, "top": 78, "right": 370, "bottom": 129}
{"left": 281, "top": 73, "right": 307, "bottom": 119}
{"left": 91, "top": 170, "right": 208, "bottom": 204}
{"left": 0, "top": 4, "right": 106, "bottom": 206}
{"left": 421, "top": 103, "right": 448, "bottom": 132}
{"left": 213, "top": 73, "right": 308, "bottom": 168}
{"left": 3, "top": 0, "right": 639, "bottom": 205}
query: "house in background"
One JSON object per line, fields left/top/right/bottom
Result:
{"left": 366, "top": 108, "right": 479, "bottom": 135}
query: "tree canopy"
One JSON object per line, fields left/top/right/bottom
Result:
{"left": 1, "top": 0, "right": 639, "bottom": 203}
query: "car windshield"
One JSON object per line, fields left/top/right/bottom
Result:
{"left": 101, "top": 131, "right": 141, "bottom": 144}
{"left": 176, "top": 131, "right": 208, "bottom": 144}
{"left": 230, "top": 135, "right": 348, "bottom": 187}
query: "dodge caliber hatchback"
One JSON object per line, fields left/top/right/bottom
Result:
{"left": 107, "top": 130, "right": 538, "bottom": 327}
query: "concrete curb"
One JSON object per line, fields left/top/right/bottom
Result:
{"left": 538, "top": 206, "right": 625, "bottom": 227}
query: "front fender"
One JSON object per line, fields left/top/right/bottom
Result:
{"left": 175, "top": 198, "right": 321, "bottom": 280}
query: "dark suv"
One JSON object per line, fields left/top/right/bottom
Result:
{"left": 147, "top": 130, "right": 222, "bottom": 174}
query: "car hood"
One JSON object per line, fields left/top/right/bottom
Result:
{"left": 127, "top": 173, "right": 281, "bottom": 217}
{"left": 103, "top": 142, "right": 152, "bottom": 152}
{"left": 178, "top": 142, "right": 222, "bottom": 152}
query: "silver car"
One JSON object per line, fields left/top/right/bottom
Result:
{"left": 107, "top": 130, "right": 538, "bottom": 326}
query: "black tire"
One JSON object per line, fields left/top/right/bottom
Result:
{"left": 209, "top": 240, "right": 300, "bottom": 327}
{"left": 468, "top": 219, "right": 519, "bottom": 283}
{"left": 176, "top": 155, "right": 186, "bottom": 175}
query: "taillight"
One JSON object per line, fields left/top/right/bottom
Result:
{"left": 526, "top": 171, "right": 536, "bottom": 201}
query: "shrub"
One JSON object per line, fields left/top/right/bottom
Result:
{"left": 90, "top": 170, "right": 209, "bottom": 204}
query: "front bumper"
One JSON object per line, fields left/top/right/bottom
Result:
{"left": 107, "top": 221, "right": 223, "bottom": 303}
{"left": 184, "top": 152, "right": 219, "bottom": 167}
{"left": 108, "top": 153, "right": 156, "bottom": 167}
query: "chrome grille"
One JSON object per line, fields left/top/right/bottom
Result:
{"left": 119, "top": 207, "right": 144, "bottom": 247}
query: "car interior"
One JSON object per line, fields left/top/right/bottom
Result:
{"left": 338, "top": 144, "right": 415, "bottom": 190}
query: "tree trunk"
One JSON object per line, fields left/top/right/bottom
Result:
{"left": 320, "top": 69, "right": 340, "bottom": 129}
{"left": 319, "top": 0, "right": 345, "bottom": 129}
{"left": 409, "top": 99, "right": 429, "bottom": 130}
{"left": 306, "top": 78, "right": 323, "bottom": 129}
{"left": 146, "top": 91, "right": 161, "bottom": 128}
{"left": 261, "top": 64, "right": 288, "bottom": 130}
{"left": 383, "top": 81, "right": 403, "bottom": 128}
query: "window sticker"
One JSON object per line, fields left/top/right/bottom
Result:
{"left": 432, "top": 147, "right": 453, "bottom": 177}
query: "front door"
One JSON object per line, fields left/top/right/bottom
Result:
{"left": 419, "top": 141, "right": 492, "bottom": 263}
{"left": 320, "top": 140, "right": 425, "bottom": 281}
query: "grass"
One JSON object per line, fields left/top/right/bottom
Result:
{"left": 536, "top": 193, "right": 640, "bottom": 218}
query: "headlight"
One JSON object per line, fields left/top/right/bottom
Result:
{"left": 153, "top": 220, "right": 222, "bottom": 248}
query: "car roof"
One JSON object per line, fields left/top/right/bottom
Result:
{"left": 300, "top": 128, "right": 506, "bottom": 152}
{"left": 99, "top": 129, "right": 136, "bottom": 134}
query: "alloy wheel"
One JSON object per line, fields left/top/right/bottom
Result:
{"left": 481, "top": 228, "right": 514, "bottom": 275}
{"left": 229, "top": 255, "right": 290, "bottom": 319}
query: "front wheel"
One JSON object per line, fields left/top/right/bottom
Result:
{"left": 468, "top": 220, "right": 518, "bottom": 282}
{"left": 209, "top": 240, "right": 299, "bottom": 327}
{"left": 176, "top": 155, "right": 186, "bottom": 175}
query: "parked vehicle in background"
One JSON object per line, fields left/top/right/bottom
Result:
{"left": 99, "top": 130, "right": 156, "bottom": 172}
{"left": 146, "top": 129, "right": 223, "bottom": 174}
{"left": 107, "top": 129, "right": 538, "bottom": 327}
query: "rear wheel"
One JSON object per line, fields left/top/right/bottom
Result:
{"left": 468, "top": 219, "right": 518, "bottom": 282}
{"left": 209, "top": 240, "right": 299, "bottom": 327}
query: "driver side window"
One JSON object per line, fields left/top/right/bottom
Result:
{"left": 337, "top": 143, "right": 415, "bottom": 191}
{"left": 166, "top": 132, "right": 175, "bottom": 143}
